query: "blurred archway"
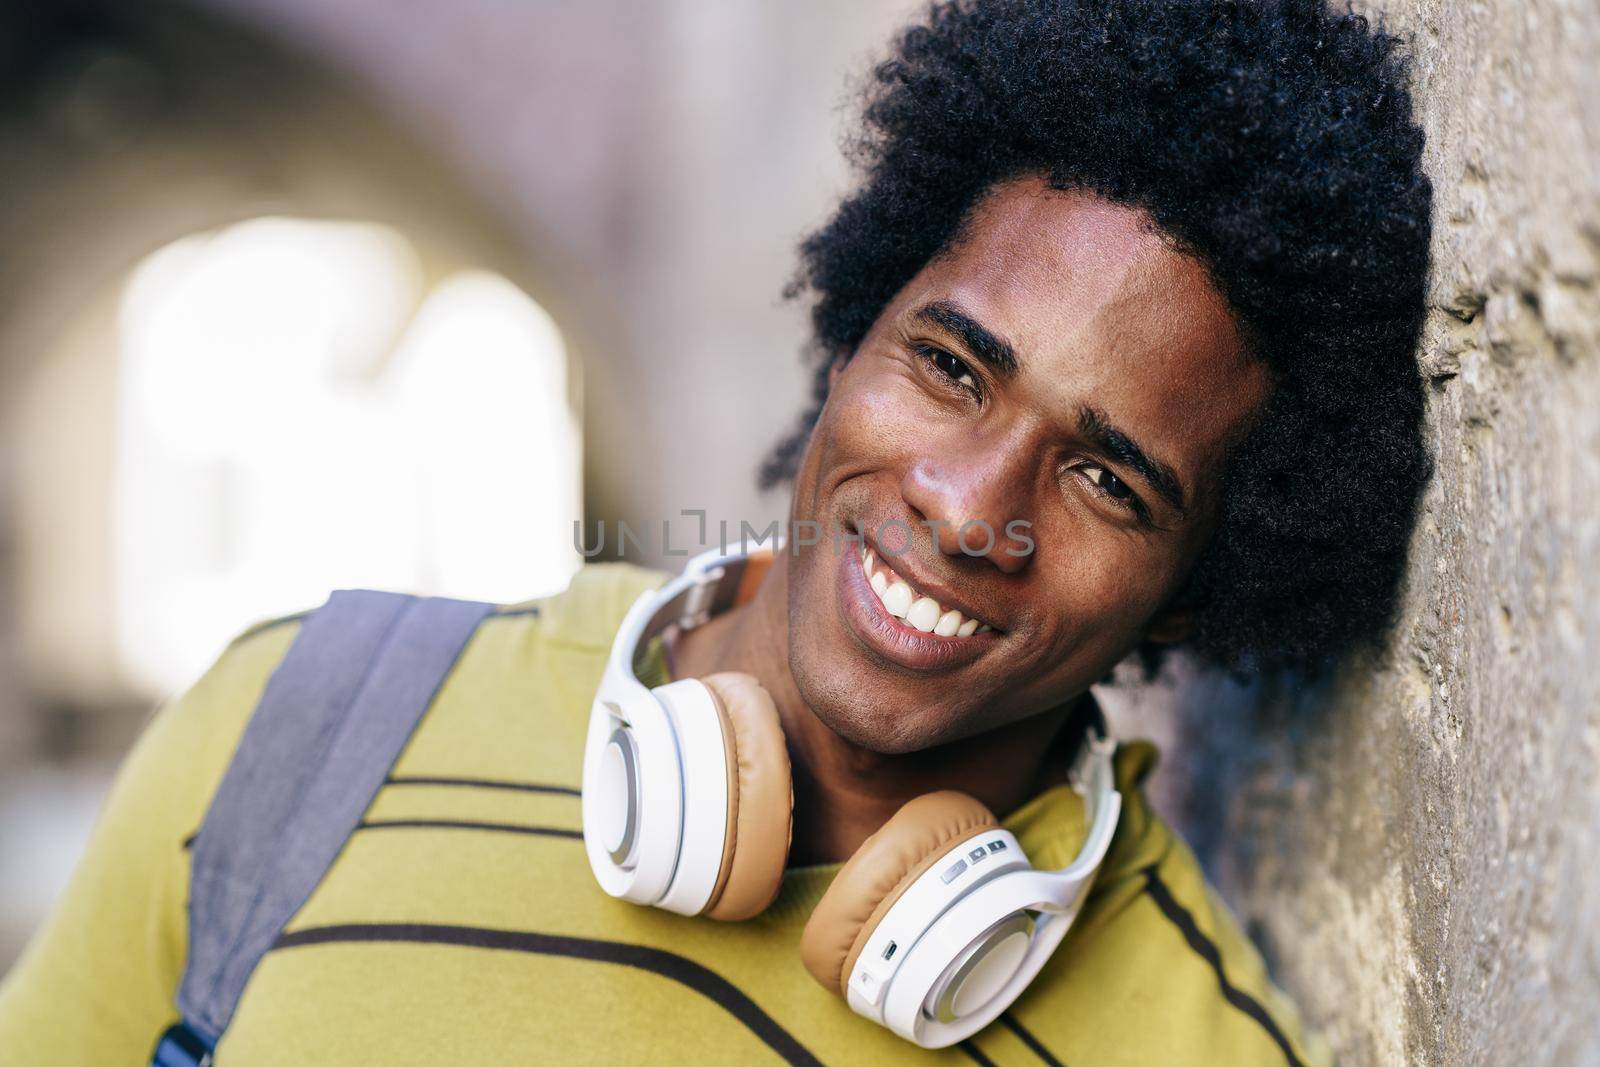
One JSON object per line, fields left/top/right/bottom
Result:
{"left": 0, "top": 1, "right": 598, "bottom": 748}
{"left": 12, "top": 217, "right": 580, "bottom": 705}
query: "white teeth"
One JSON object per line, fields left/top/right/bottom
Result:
{"left": 862, "top": 547, "right": 992, "bottom": 638}
{"left": 906, "top": 597, "right": 941, "bottom": 632}
{"left": 882, "top": 580, "right": 914, "bottom": 618}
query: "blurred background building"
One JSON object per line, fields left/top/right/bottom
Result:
{"left": 0, "top": 1, "right": 1596, "bottom": 1064}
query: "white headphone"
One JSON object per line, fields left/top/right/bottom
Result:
{"left": 581, "top": 540, "right": 1121, "bottom": 1048}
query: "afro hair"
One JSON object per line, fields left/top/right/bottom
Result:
{"left": 761, "top": 0, "right": 1435, "bottom": 676}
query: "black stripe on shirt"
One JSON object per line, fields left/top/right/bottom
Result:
{"left": 1141, "top": 864, "right": 1306, "bottom": 1067}
{"left": 958, "top": 1039, "right": 999, "bottom": 1066}
{"left": 384, "top": 774, "right": 580, "bottom": 796}
{"left": 353, "top": 818, "right": 582, "bottom": 839}
{"left": 185, "top": 816, "right": 585, "bottom": 851}
{"left": 271, "top": 922, "right": 821, "bottom": 1066}
{"left": 999, "top": 1012, "right": 1065, "bottom": 1066}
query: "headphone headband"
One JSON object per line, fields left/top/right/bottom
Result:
{"left": 606, "top": 541, "right": 782, "bottom": 687}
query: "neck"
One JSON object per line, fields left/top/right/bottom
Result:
{"left": 668, "top": 550, "right": 1081, "bottom": 866}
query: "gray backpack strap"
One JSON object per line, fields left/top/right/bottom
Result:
{"left": 156, "top": 589, "right": 493, "bottom": 1063}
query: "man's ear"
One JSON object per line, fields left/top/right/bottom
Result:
{"left": 1143, "top": 602, "right": 1197, "bottom": 645}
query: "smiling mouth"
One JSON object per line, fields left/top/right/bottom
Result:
{"left": 835, "top": 541, "right": 998, "bottom": 674}
{"left": 859, "top": 543, "right": 993, "bottom": 637}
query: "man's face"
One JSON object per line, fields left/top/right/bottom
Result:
{"left": 784, "top": 177, "right": 1270, "bottom": 754}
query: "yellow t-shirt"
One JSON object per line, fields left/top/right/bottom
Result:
{"left": 0, "top": 562, "right": 1329, "bottom": 1065}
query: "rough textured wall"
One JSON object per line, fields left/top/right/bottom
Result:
{"left": 1104, "top": 1, "right": 1600, "bottom": 1063}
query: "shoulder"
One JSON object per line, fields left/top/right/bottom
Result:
{"left": 155, "top": 612, "right": 307, "bottom": 799}
{"left": 434, "top": 562, "right": 671, "bottom": 705}
{"left": 370, "top": 565, "right": 672, "bottom": 785}
{"left": 94, "top": 606, "right": 312, "bottom": 850}
{"left": 510, "top": 561, "right": 671, "bottom": 649}
{"left": 140, "top": 562, "right": 670, "bottom": 800}
{"left": 114, "top": 564, "right": 670, "bottom": 806}
{"left": 1014, "top": 741, "right": 1331, "bottom": 1067}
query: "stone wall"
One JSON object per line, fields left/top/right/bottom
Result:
{"left": 1106, "top": 1, "right": 1600, "bottom": 1062}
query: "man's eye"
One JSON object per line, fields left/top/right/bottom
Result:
{"left": 922, "top": 346, "right": 977, "bottom": 391}
{"left": 1084, "top": 464, "right": 1134, "bottom": 502}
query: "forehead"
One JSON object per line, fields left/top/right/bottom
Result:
{"left": 915, "top": 177, "right": 1266, "bottom": 483}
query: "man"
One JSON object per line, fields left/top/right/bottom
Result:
{"left": 0, "top": 0, "right": 1431, "bottom": 1063}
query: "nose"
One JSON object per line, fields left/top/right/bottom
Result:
{"left": 899, "top": 442, "right": 1034, "bottom": 574}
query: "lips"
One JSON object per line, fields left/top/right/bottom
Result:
{"left": 834, "top": 537, "right": 998, "bottom": 673}
{"left": 860, "top": 542, "right": 992, "bottom": 637}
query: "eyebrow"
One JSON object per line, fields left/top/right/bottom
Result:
{"left": 911, "top": 300, "right": 1019, "bottom": 377}
{"left": 1078, "top": 405, "right": 1187, "bottom": 516}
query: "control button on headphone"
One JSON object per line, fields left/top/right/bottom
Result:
{"left": 597, "top": 725, "right": 641, "bottom": 865}
{"left": 929, "top": 911, "right": 1035, "bottom": 1024}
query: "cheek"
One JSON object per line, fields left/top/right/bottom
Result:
{"left": 1032, "top": 517, "right": 1182, "bottom": 641}
{"left": 812, "top": 363, "right": 923, "bottom": 471}
{"left": 791, "top": 363, "right": 916, "bottom": 540}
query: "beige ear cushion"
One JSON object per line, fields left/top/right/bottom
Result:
{"left": 698, "top": 672, "right": 794, "bottom": 921}
{"left": 800, "top": 791, "right": 998, "bottom": 996}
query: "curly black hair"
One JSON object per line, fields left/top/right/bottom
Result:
{"left": 761, "top": 0, "right": 1434, "bottom": 676}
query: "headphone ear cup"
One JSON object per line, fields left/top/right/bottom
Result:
{"left": 800, "top": 791, "right": 998, "bottom": 996}
{"left": 697, "top": 672, "right": 794, "bottom": 920}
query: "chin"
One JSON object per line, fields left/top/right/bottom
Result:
{"left": 785, "top": 557, "right": 994, "bottom": 753}
{"left": 790, "top": 660, "right": 964, "bottom": 756}
{"left": 818, "top": 703, "right": 938, "bottom": 756}
{"left": 828, "top": 706, "right": 923, "bottom": 755}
